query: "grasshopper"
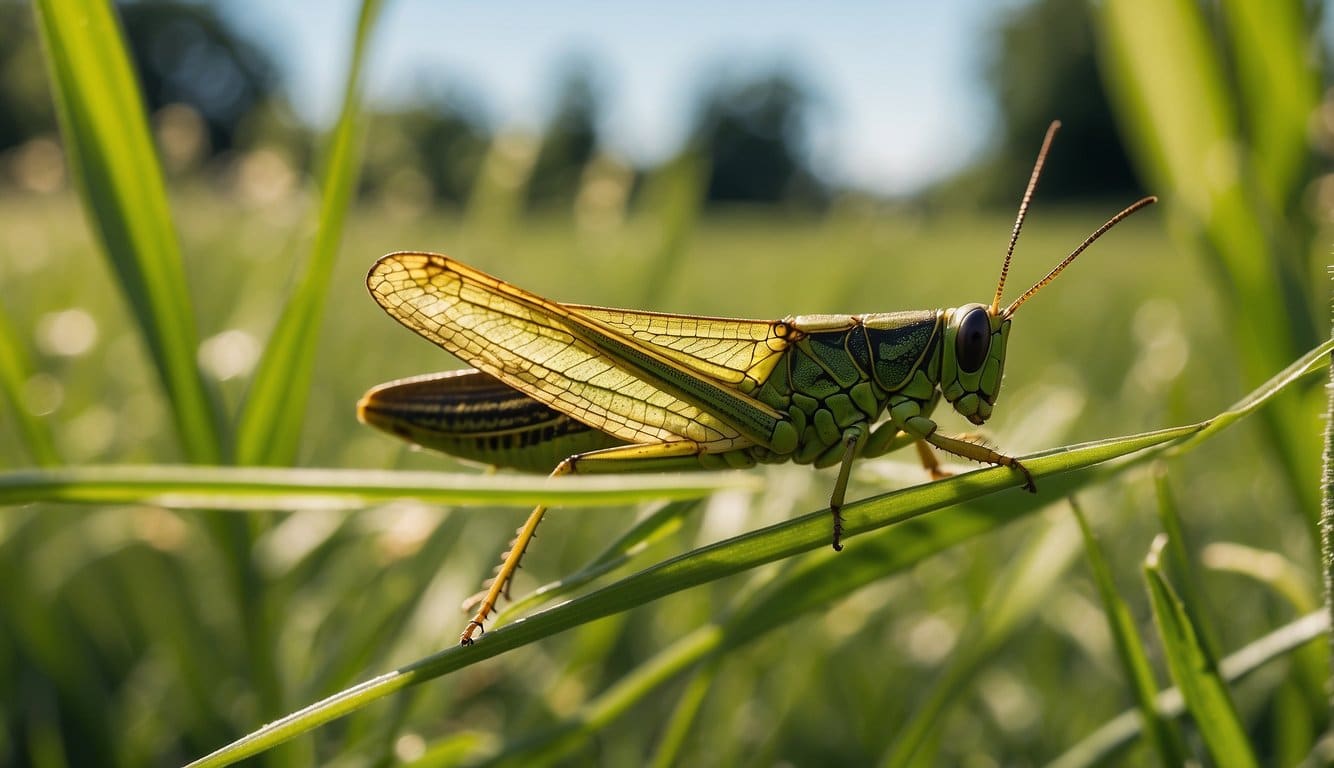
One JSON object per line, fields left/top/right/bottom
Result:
{"left": 359, "top": 121, "right": 1156, "bottom": 645}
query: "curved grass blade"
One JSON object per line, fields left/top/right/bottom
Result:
{"left": 879, "top": 510, "right": 1083, "bottom": 768}
{"left": 1073, "top": 500, "right": 1187, "bottom": 766}
{"left": 186, "top": 423, "right": 1195, "bottom": 768}
{"left": 1144, "top": 537, "right": 1258, "bottom": 768}
{"left": 187, "top": 339, "right": 1329, "bottom": 766}
{"left": 496, "top": 500, "right": 699, "bottom": 625}
{"left": 0, "top": 465, "right": 754, "bottom": 510}
{"left": 1048, "top": 610, "right": 1328, "bottom": 768}
{"left": 0, "top": 304, "right": 59, "bottom": 466}
{"left": 473, "top": 447, "right": 1196, "bottom": 766}
{"left": 33, "top": 0, "right": 221, "bottom": 463}
{"left": 1153, "top": 469, "right": 1221, "bottom": 658}
{"left": 235, "top": 0, "right": 385, "bottom": 466}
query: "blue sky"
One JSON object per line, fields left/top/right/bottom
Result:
{"left": 222, "top": 1, "right": 1022, "bottom": 194}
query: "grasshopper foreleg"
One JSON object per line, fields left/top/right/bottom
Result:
{"left": 888, "top": 398, "right": 1036, "bottom": 492}
{"left": 925, "top": 431, "right": 1036, "bottom": 492}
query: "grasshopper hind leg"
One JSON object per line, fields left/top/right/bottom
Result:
{"left": 458, "top": 440, "right": 708, "bottom": 646}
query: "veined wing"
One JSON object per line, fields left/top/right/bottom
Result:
{"left": 367, "top": 252, "right": 786, "bottom": 450}
{"left": 567, "top": 305, "right": 791, "bottom": 393}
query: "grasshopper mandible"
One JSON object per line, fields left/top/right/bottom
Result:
{"left": 359, "top": 121, "right": 1156, "bottom": 645}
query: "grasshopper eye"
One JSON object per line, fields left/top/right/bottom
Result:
{"left": 956, "top": 307, "right": 991, "bottom": 373}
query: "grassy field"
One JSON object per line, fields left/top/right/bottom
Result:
{"left": 5, "top": 1, "right": 1329, "bottom": 765}
{"left": 2, "top": 184, "right": 1327, "bottom": 766}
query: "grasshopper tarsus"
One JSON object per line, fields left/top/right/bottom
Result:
{"left": 460, "top": 620, "right": 485, "bottom": 646}
{"left": 1011, "top": 459, "right": 1037, "bottom": 493}
{"left": 831, "top": 508, "right": 845, "bottom": 551}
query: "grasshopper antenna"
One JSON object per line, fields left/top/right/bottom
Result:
{"left": 992, "top": 120, "right": 1062, "bottom": 315}
{"left": 1003, "top": 196, "right": 1158, "bottom": 317}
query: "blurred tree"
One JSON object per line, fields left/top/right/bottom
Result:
{"left": 117, "top": 0, "right": 281, "bottom": 155}
{"left": 0, "top": 4, "right": 56, "bottom": 152}
{"left": 362, "top": 88, "right": 491, "bottom": 208}
{"left": 686, "top": 70, "right": 825, "bottom": 206}
{"left": 940, "top": 0, "right": 1143, "bottom": 205}
{"left": 527, "top": 60, "right": 602, "bottom": 209}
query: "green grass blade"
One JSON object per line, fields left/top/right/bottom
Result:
{"left": 185, "top": 423, "right": 1192, "bottom": 768}
{"left": 1152, "top": 469, "right": 1221, "bottom": 659}
{"left": 0, "top": 304, "right": 59, "bottom": 466}
{"left": 497, "top": 500, "right": 698, "bottom": 625}
{"left": 1218, "top": 0, "right": 1320, "bottom": 205}
{"left": 1169, "top": 337, "right": 1334, "bottom": 454}
{"left": 1049, "top": 611, "right": 1328, "bottom": 768}
{"left": 32, "top": 0, "right": 220, "bottom": 463}
{"left": 184, "top": 339, "right": 1328, "bottom": 766}
{"left": 1323, "top": 322, "right": 1334, "bottom": 703}
{"left": 646, "top": 656, "right": 719, "bottom": 768}
{"left": 235, "top": 0, "right": 384, "bottom": 466}
{"left": 880, "top": 510, "right": 1083, "bottom": 768}
{"left": 1143, "top": 537, "right": 1258, "bottom": 768}
{"left": 472, "top": 627, "right": 723, "bottom": 768}
{"left": 1072, "top": 500, "right": 1187, "bottom": 766}
{"left": 0, "top": 465, "right": 754, "bottom": 509}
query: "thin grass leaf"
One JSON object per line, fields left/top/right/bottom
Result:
{"left": 1323, "top": 320, "right": 1334, "bottom": 700}
{"left": 186, "top": 338, "right": 1328, "bottom": 766}
{"left": 1152, "top": 469, "right": 1221, "bottom": 658}
{"left": 0, "top": 465, "right": 754, "bottom": 510}
{"left": 1072, "top": 499, "right": 1187, "bottom": 766}
{"left": 879, "top": 510, "right": 1083, "bottom": 768}
{"left": 469, "top": 627, "right": 723, "bottom": 768}
{"left": 187, "top": 423, "right": 1194, "bottom": 768}
{"left": 1169, "top": 336, "right": 1334, "bottom": 454}
{"left": 235, "top": 0, "right": 384, "bottom": 466}
{"left": 1218, "top": 0, "right": 1320, "bottom": 205}
{"left": 1144, "top": 536, "right": 1258, "bottom": 768}
{"left": 0, "top": 304, "right": 59, "bottom": 466}
{"left": 646, "top": 655, "right": 719, "bottom": 768}
{"left": 497, "top": 500, "right": 698, "bottom": 625}
{"left": 447, "top": 453, "right": 1137, "bottom": 767}
{"left": 1100, "top": 0, "right": 1321, "bottom": 515}
{"left": 32, "top": 0, "right": 220, "bottom": 462}
{"left": 1049, "top": 610, "right": 1328, "bottom": 768}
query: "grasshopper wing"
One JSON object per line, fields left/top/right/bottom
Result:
{"left": 368, "top": 252, "right": 787, "bottom": 451}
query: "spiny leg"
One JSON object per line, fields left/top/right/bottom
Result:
{"left": 914, "top": 440, "right": 952, "bottom": 481}
{"left": 459, "top": 458, "right": 573, "bottom": 645}
{"left": 458, "top": 440, "right": 706, "bottom": 646}
{"left": 827, "top": 425, "right": 868, "bottom": 551}
{"left": 925, "top": 431, "right": 1036, "bottom": 492}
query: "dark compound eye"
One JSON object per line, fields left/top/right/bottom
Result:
{"left": 955, "top": 307, "right": 991, "bottom": 373}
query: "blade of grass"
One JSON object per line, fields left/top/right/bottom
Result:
{"left": 0, "top": 304, "right": 59, "bottom": 466}
{"left": 1049, "top": 610, "right": 1329, "bottom": 768}
{"left": 1152, "top": 469, "right": 1221, "bottom": 658}
{"left": 186, "top": 339, "right": 1327, "bottom": 767}
{"left": 0, "top": 465, "right": 756, "bottom": 510}
{"left": 429, "top": 456, "right": 1153, "bottom": 767}
{"left": 1072, "top": 499, "right": 1187, "bottom": 766}
{"left": 880, "top": 509, "right": 1083, "bottom": 768}
{"left": 1101, "top": 0, "right": 1321, "bottom": 515}
{"left": 1144, "top": 536, "right": 1258, "bottom": 768}
{"left": 235, "top": 0, "right": 385, "bottom": 467}
{"left": 186, "top": 423, "right": 1195, "bottom": 768}
{"left": 496, "top": 500, "right": 699, "bottom": 625}
{"left": 32, "top": 0, "right": 220, "bottom": 463}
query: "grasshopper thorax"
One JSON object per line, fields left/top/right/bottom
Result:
{"left": 939, "top": 303, "right": 1009, "bottom": 426}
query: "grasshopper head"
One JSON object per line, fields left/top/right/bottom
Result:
{"left": 941, "top": 120, "right": 1157, "bottom": 426}
{"left": 940, "top": 303, "right": 1009, "bottom": 425}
